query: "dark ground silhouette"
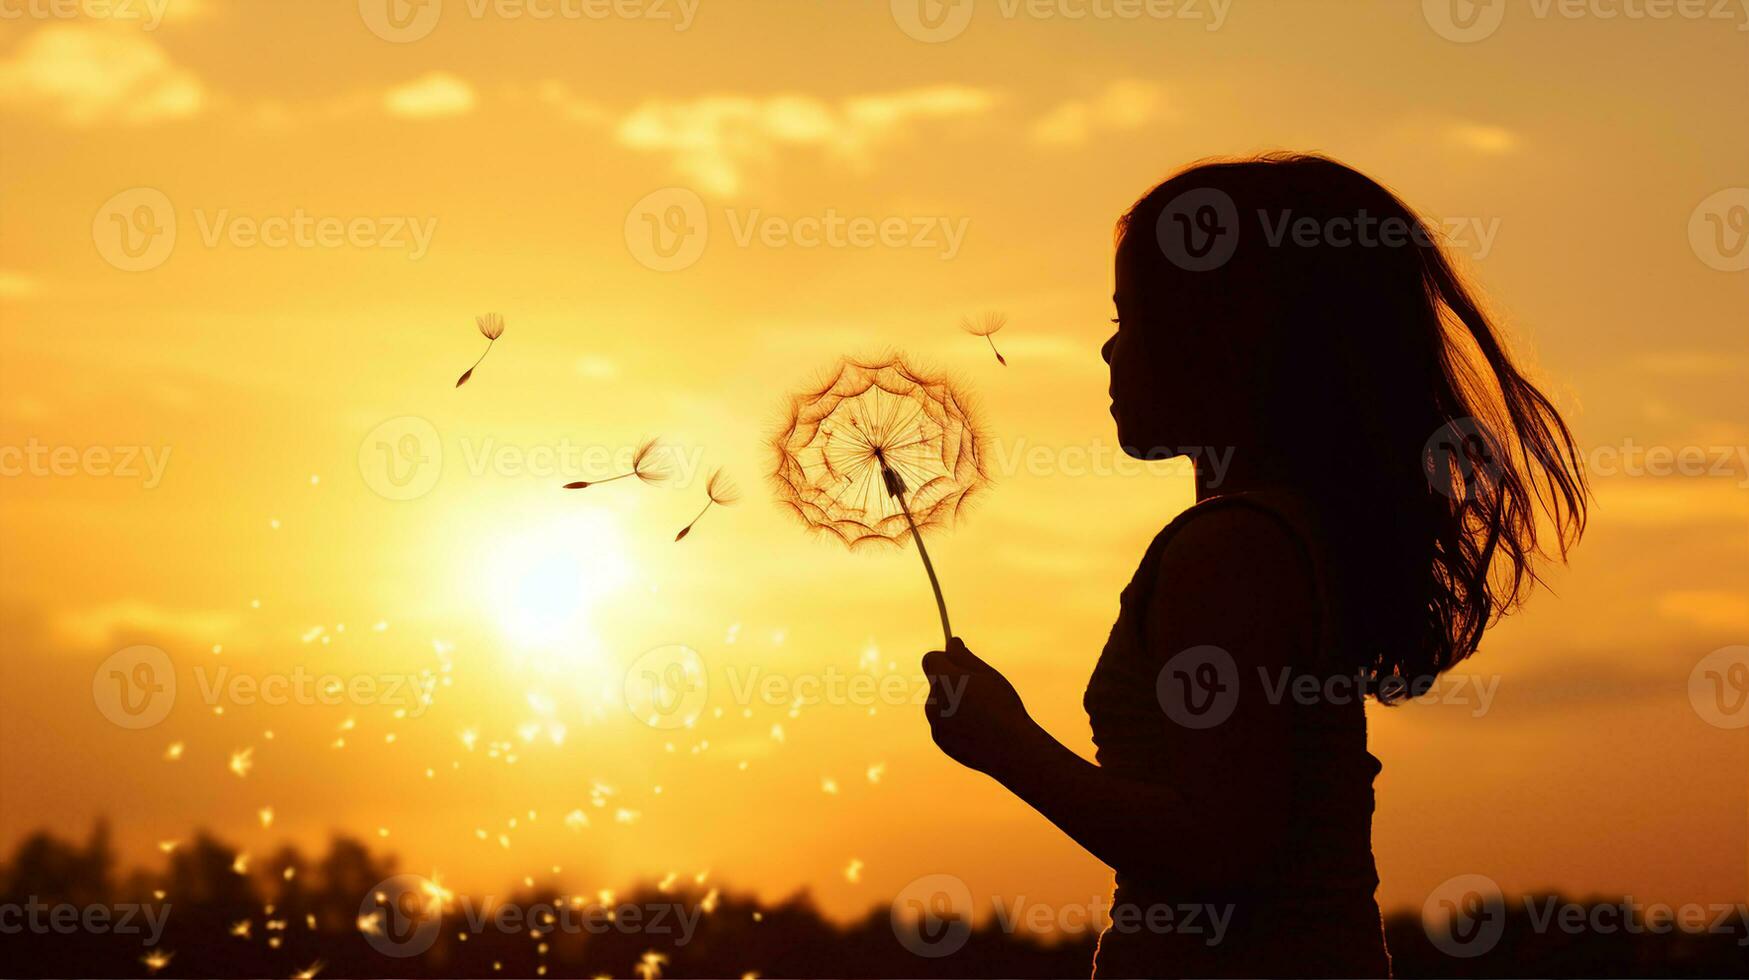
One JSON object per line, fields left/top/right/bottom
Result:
{"left": 1, "top": 821, "right": 1743, "bottom": 978}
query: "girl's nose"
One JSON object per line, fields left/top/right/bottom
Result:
{"left": 1101, "top": 334, "right": 1116, "bottom": 365}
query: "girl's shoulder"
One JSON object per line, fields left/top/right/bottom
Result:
{"left": 1147, "top": 489, "right": 1325, "bottom": 573}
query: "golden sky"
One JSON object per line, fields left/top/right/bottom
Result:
{"left": 2, "top": 0, "right": 1748, "bottom": 927}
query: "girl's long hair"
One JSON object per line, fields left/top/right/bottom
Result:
{"left": 1118, "top": 154, "right": 1587, "bottom": 701}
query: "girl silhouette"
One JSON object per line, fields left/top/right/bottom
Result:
{"left": 921, "top": 154, "right": 1587, "bottom": 978}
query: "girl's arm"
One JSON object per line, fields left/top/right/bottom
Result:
{"left": 922, "top": 505, "right": 1312, "bottom": 891}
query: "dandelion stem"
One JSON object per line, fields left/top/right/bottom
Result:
{"left": 882, "top": 460, "right": 952, "bottom": 646}
{"left": 985, "top": 334, "right": 1007, "bottom": 366}
{"left": 564, "top": 471, "right": 634, "bottom": 489}
{"left": 465, "top": 338, "right": 496, "bottom": 375}
{"left": 675, "top": 500, "right": 713, "bottom": 541}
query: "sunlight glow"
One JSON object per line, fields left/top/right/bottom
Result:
{"left": 482, "top": 511, "right": 634, "bottom": 654}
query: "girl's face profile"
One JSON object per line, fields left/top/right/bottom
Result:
{"left": 1105, "top": 251, "right": 1178, "bottom": 458}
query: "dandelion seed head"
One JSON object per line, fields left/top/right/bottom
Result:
{"left": 959, "top": 311, "right": 1007, "bottom": 337}
{"left": 631, "top": 437, "right": 672, "bottom": 485}
{"left": 476, "top": 313, "right": 505, "bottom": 340}
{"left": 771, "top": 354, "right": 989, "bottom": 548}
{"left": 706, "top": 468, "right": 741, "bottom": 506}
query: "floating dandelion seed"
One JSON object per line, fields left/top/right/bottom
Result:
{"left": 771, "top": 354, "right": 989, "bottom": 644}
{"left": 960, "top": 311, "right": 1008, "bottom": 366}
{"left": 675, "top": 469, "right": 740, "bottom": 541}
{"left": 456, "top": 313, "right": 505, "bottom": 387}
{"left": 636, "top": 951, "right": 668, "bottom": 980}
{"left": 563, "top": 438, "right": 670, "bottom": 490}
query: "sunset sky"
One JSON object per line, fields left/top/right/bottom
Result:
{"left": 2, "top": 0, "right": 1747, "bottom": 931}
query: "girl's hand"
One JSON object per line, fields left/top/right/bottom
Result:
{"left": 921, "top": 638, "right": 1041, "bottom": 778}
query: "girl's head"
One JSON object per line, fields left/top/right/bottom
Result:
{"left": 1107, "top": 153, "right": 1586, "bottom": 697}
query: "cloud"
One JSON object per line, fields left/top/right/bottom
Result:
{"left": 1446, "top": 121, "right": 1518, "bottom": 155}
{"left": 0, "top": 270, "right": 40, "bottom": 299}
{"left": 575, "top": 355, "right": 619, "bottom": 380}
{"left": 55, "top": 599, "right": 240, "bottom": 649}
{"left": 1030, "top": 80, "right": 1168, "bottom": 146}
{"left": 536, "top": 79, "right": 608, "bottom": 125}
{"left": 600, "top": 84, "right": 996, "bottom": 195}
{"left": 1634, "top": 350, "right": 1747, "bottom": 378}
{"left": 383, "top": 71, "right": 476, "bottom": 119}
{"left": 1592, "top": 478, "right": 1749, "bottom": 527}
{"left": 0, "top": 24, "right": 202, "bottom": 126}
{"left": 1658, "top": 590, "right": 1749, "bottom": 632}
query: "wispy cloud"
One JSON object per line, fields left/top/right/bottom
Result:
{"left": 55, "top": 599, "right": 240, "bottom": 649}
{"left": 1445, "top": 120, "right": 1518, "bottom": 155}
{"left": 1633, "top": 349, "right": 1747, "bottom": 378}
{"left": 540, "top": 84, "right": 996, "bottom": 194}
{"left": 0, "top": 270, "right": 40, "bottom": 299}
{"left": 0, "top": 24, "right": 202, "bottom": 126}
{"left": 383, "top": 71, "right": 476, "bottom": 119}
{"left": 1030, "top": 80, "right": 1169, "bottom": 146}
{"left": 1592, "top": 478, "right": 1749, "bottom": 527}
{"left": 1658, "top": 590, "right": 1749, "bottom": 632}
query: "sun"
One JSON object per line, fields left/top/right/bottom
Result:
{"left": 480, "top": 510, "right": 635, "bottom": 656}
